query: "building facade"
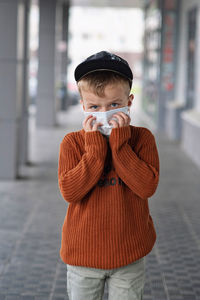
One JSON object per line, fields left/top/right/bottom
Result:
{"left": 143, "top": 0, "right": 200, "bottom": 168}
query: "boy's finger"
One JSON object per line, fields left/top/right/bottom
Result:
{"left": 87, "top": 116, "right": 96, "bottom": 127}
{"left": 93, "top": 122, "right": 103, "bottom": 131}
{"left": 83, "top": 114, "right": 93, "bottom": 123}
{"left": 113, "top": 112, "right": 130, "bottom": 126}
{"left": 119, "top": 112, "right": 130, "bottom": 123}
{"left": 83, "top": 115, "right": 92, "bottom": 126}
{"left": 112, "top": 114, "right": 124, "bottom": 127}
{"left": 84, "top": 115, "right": 95, "bottom": 127}
{"left": 109, "top": 119, "right": 119, "bottom": 128}
{"left": 113, "top": 112, "right": 128, "bottom": 121}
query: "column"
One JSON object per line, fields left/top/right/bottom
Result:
{"left": 19, "top": 0, "right": 31, "bottom": 165}
{"left": 36, "top": 0, "right": 57, "bottom": 127}
{"left": 60, "top": 1, "right": 70, "bottom": 110}
{"left": 0, "top": 0, "right": 26, "bottom": 179}
{"left": 54, "top": 0, "right": 70, "bottom": 111}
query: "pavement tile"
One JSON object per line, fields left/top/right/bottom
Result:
{"left": 5, "top": 297, "right": 21, "bottom": 300}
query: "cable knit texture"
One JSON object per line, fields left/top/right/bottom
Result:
{"left": 58, "top": 125, "right": 160, "bottom": 269}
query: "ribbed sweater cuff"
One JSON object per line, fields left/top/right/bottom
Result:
{"left": 109, "top": 126, "right": 131, "bottom": 150}
{"left": 85, "top": 131, "right": 107, "bottom": 159}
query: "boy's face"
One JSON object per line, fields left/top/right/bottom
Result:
{"left": 80, "top": 82, "right": 134, "bottom": 112}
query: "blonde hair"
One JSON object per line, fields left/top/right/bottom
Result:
{"left": 77, "top": 71, "right": 131, "bottom": 98}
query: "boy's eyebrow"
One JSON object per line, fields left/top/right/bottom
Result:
{"left": 86, "top": 99, "right": 122, "bottom": 105}
{"left": 87, "top": 102, "right": 99, "bottom": 106}
{"left": 110, "top": 98, "right": 122, "bottom": 102}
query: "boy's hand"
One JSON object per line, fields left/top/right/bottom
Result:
{"left": 83, "top": 115, "right": 103, "bottom": 132}
{"left": 109, "top": 112, "right": 131, "bottom": 128}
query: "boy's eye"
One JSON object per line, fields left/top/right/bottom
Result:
{"left": 90, "top": 105, "right": 98, "bottom": 109}
{"left": 111, "top": 103, "right": 118, "bottom": 107}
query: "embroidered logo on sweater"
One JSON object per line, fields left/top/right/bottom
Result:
{"left": 97, "top": 177, "right": 125, "bottom": 187}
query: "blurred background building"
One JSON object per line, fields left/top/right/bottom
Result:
{"left": 143, "top": 0, "right": 200, "bottom": 169}
{"left": 0, "top": 0, "right": 200, "bottom": 180}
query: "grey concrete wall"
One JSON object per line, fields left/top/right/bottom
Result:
{"left": 165, "top": 101, "right": 185, "bottom": 141}
{"left": 181, "top": 110, "right": 200, "bottom": 168}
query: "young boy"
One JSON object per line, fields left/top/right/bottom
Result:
{"left": 58, "top": 51, "right": 160, "bottom": 300}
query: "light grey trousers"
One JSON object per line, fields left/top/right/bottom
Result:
{"left": 66, "top": 257, "right": 145, "bottom": 300}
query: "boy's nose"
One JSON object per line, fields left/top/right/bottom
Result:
{"left": 99, "top": 107, "right": 116, "bottom": 112}
{"left": 99, "top": 107, "right": 107, "bottom": 112}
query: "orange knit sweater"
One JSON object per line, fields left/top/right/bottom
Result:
{"left": 58, "top": 125, "right": 160, "bottom": 269}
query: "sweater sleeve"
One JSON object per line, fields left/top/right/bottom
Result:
{"left": 58, "top": 131, "right": 107, "bottom": 203}
{"left": 109, "top": 126, "right": 160, "bottom": 199}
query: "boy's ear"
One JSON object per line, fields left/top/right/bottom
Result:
{"left": 128, "top": 94, "right": 134, "bottom": 107}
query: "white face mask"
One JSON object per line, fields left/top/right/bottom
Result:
{"left": 84, "top": 106, "right": 130, "bottom": 136}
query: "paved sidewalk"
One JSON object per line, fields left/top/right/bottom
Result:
{"left": 0, "top": 104, "right": 200, "bottom": 300}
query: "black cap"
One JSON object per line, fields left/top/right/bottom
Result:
{"left": 74, "top": 51, "right": 133, "bottom": 85}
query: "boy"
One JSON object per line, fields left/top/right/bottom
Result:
{"left": 58, "top": 51, "right": 160, "bottom": 300}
